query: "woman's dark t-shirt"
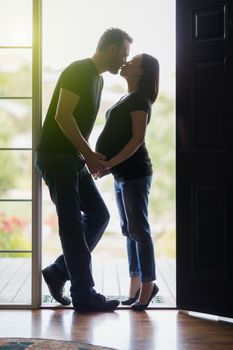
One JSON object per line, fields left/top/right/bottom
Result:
{"left": 96, "top": 91, "right": 153, "bottom": 180}
{"left": 36, "top": 58, "right": 103, "bottom": 155}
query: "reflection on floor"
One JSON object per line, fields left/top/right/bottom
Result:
{"left": 0, "top": 309, "right": 233, "bottom": 350}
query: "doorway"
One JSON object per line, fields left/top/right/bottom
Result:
{"left": 41, "top": 0, "right": 176, "bottom": 307}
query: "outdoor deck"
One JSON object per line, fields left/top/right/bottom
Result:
{"left": 0, "top": 257, "right": 176, "bottom": 308}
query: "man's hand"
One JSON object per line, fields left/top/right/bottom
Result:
{"left": 93, "top": 159, "right": 112, "bottom": 179}
{"left": 84, "top": 151, "right": 106, "bottom": 176}
{"left": 94, "top": 168, "right": 111, "bottom": 180}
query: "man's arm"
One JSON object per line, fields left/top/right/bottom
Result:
{"left": 55, "top": 88, "right": 105, "bottom": 174}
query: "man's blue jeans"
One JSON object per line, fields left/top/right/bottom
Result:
{"left": 114, "top": 176, "right": 156, "bottom": 282}
{"left": 35, "top": 151, "right": 110, "bottom": 299}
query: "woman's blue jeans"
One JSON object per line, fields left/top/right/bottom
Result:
{"left": 114, "top": 176, "right": 156, "bottom": 282}
{"left": 35, "top": 151, "right": 110, "bottom": 299}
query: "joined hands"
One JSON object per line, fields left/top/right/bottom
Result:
{"left": 84, "top": 151, "right": 112, "bottom": 180}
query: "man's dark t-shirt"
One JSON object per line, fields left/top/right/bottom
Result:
{"left": 96, "top": 91, "right": 153, "bottom": 180}
{"left": 36, "top": 58, "right": 103, "bottom": 155}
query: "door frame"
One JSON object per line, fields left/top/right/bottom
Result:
{"left": 31, "top": 0, "right": 42, "bottom": 308}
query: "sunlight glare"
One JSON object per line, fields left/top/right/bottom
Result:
{"left": 0, "top": 0, "right": 32, "bottom": 46}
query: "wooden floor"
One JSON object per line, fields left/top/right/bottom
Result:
{"left": 1, "top": 259, "right": 233, "bottom": 349}
{"left": 0, "top": 257, "right": 176, "bottom": 307}
{"left": 0, "top": 309, "right": 233, "bottom": 349}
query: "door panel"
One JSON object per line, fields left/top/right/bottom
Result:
{"left": 176, "top": 0, "right": 233, "bottom": 318}
{"left": 191, "top": 4, "right": 226, "bottom": 42}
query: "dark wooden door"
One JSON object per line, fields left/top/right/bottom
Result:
{"left": 176, "top": 0, "right": 233, "bottom": 318}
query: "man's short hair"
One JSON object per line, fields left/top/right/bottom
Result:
{"left": 97, "top": 27, "right": 133, "bottom": 51}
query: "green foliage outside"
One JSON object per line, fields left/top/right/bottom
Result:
{"left": 0, "top": 64, "right": 31, "bottom": 97}
{"left": 0, "top": 58, "right": 32, "bottom": 256}
{"left": 0, "top": 114, "right": 18, "bottom": 193}
{"left": 0, "top": 212, "right": 31, "bottom": 257}
{"left": 148, "top": 93, "right": 175, "bottom": 219}
{"left": 147, "top": 93, "right": 176, "bottom": 258}
{"left": 0, "top": 107, "right": 31, "bottom": 194}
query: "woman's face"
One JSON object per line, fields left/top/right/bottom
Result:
{"left": 120, "top": 54, "right": 143, "bottom": 78}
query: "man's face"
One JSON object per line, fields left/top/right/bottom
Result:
{"left": 107, "top": 40, "right": 130, "bottom": 74}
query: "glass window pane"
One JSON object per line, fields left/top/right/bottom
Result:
{"left": 0, "top": 99, "right": 32, "bottom": 148}
{"left": 0, "top": 201, "right": 31, "bottom": 251}
{"left": 0, "top": 0, "right": 32, "bottom": 46}
{"left": 0, "top": 49, "right": 32, "bottom": 97}
{"left": 0, "top": 151, "right": 31, "bottom": 200}
{"left": 0, "top": 253, "right": 31, "bottom": 304}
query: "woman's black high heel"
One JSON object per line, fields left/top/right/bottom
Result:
{"left": 121, "top": 288, "right": 140, "bottom": 305}
{"left": 131, "top": 283, "right": 159, "bottom": 311}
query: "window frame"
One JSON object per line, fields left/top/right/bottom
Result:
{"left": 0, "top": 0, "right": 42, "bottom": 309}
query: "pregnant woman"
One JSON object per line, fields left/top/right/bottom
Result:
{"left": 96, "top": 53, "right": 160, "bottom": 311}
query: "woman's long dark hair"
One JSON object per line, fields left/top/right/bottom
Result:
{"left": 138, "top": 54, "right": 159, "bottom": 104}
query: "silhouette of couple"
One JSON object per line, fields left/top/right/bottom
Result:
{"left": 35, "top": 28, "right": 159, "bottom": 312}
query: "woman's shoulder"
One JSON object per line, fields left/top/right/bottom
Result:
{"left": 128, "top": 91, "right": 151, "bottom": 110}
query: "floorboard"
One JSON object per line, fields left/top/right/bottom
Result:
{"left": 0, "top": 309, "right": 232, "bottom": 350}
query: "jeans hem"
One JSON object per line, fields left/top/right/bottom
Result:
{"left": 129, "top": 272, "right": 140, "bottom": 278}
{"left": 141, "top": 276, "right": 156, "bottom": 282}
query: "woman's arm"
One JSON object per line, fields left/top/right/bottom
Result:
{"left": 102, "top": 110, "right": 148, "bottom": 170}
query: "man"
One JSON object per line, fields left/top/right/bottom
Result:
{"left": 35, "top": 28, "right": 132, "bottom": 311}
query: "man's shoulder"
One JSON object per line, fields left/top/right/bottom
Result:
{"left": 59, "top": 59, "right": 100, "bottom": 92}
{"left": 63, "top": 59, "right": 93, "bottom": 75}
